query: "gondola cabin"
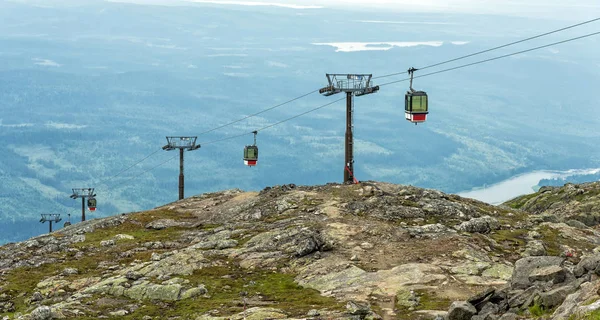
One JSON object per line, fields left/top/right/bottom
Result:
{"left": 405, "top": 91, "right": 428, "bottom": 123}
{"left": 87, "top": 197, "right": 97, "bottom": 211}
{"left": 244, "top": 145, "right": 258, "bottom": 166}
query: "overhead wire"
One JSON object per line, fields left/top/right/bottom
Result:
{"left": 94, "top": 147, "right": 163, "bottom": 187}
{"left": 197, "top": 89, "right": 319, "bottom": 136}
{"left": 200, "top": 97, "right": 346, "bottom": 145}
{"left": 378, "top": 31, "right": 600, "bottom": 87}
{"left": 374, "top": 17, "right": 600, "bottom": 80}
{"left": 107, "top": 154, "right": 179, "bottom": 190}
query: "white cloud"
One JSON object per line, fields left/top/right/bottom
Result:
{"left": 0, "top": 123, "right": 34, "bottom": 128}
{"left": 184, "top": 0, "right": 322, "bottom": 9}
{"left": 266, "top": 61, "right": 288, "bottom": 68}
{"left": 355, "top": 20, "right": 457, "bottom": 25}
{"left": 208, "top": 53, "right": 249, "bottom": 57}
{"left": 354, "top": 140, "right": 393, "bottom": 156}
{"left": 32, "top": 58, "right": 61, "bottom": 67}
{"left": 223, "top": 72, "right": 250, "bottom": 77}
{"left": 312, "top": 41, "right": 444, "bottom": 52}
{"left": 187, "top": 64, "right": 198, "bottom": 69}
{"left": 45, "top": 122, "right": 87, "bottom": 130}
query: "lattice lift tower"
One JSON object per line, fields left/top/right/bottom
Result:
{"left": 320, "top": 74, "right": 379, "bottom": 184}
{"left": 163, "top": 136, "right": 201, "bottom": 200}
{"left": 70, "top": 188, "right": 95, "bottom": 222}
{"left": 40, "top": 214, "right": 61, "bottom": 233}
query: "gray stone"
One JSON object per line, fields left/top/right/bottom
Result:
{"left": 538, "top": 285, "right": 575, "bottom": 308}
{"left": 125, "top": 271, "right": 143, "bottom": 281}
{"left": 528, "top": 265, "right": 566, "bottom": 284}
{"left": 523, "top": 240, "right": 547, "bottom": 257}
{"left": 511, "top": 256, "right": 564, "bottom": 289}
{"left": 447, "top": 301, "right": 477, "bottom": 320}
{"left": 456, "top": 216, "right": 499, "bottom": 234}
{"left": 508, "top": 287, "right": 538, "bottom": 309}
{"left": 31, "top": 292, "right": 43, "bottom": 302}
{"left": 145, "top": 219, "right": 184, "bottom": 230}
{"left": 574, "top": 254, "right": 600, "bottom": 277}
{"left": 109, "top": 310, "right": 129, "bottom": 316}
{"left": 114, "top": 234, "right": 135, "bottom": 240}
{"left": 498, "top": 313, "right": 517, "bottom": 320}
{"left": 566, "top": 219, "right": 588, "bottom": 229}
{"left": 478, "top": 301, "right": 499, "bottom": 317}
{"left": 346, "top": 301, "right": 370, "bottom": 315}
{"left": 181, "top": 285, "right": 207, "bottom": 299}
{"left": 468, "top": 288, "right": 495, "bottom": 307}
{"left": 61, "top": 268, "right": 79, "bottom": 276}
{"left": 307, "top": 309, "right": 320, "bottom": 317}
{"left": 100, "top": 239, "right": 115, "bottom": 247}
{"left": 30, "top": 306, "right": 52, "bottom": 320}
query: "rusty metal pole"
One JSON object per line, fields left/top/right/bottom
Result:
{"left": 179, "top": 148, "right": 184, "bottom": 200}
{"left": 81, "top": 197, "right": 86, "bottom": 222}
{"left": 345, "top": 91, "right": 353, "bottom": 184}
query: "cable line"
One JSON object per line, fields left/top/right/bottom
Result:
{"left": 107, "top": 154, "right": 178, "bottom": 190}
{"left": 374, "top": 17, "right": 600, "bottom": 80}
{"left": 201, "top": 97, "right": 346, "bottom": 146}
{"left": 378, "top": 31, "right": 600, "bottom": 87}
{"left": 197, "top": 89, "right": 318, "bottom": 136}
{"left": 94, "top": 147, "right": 163, "bottom": 186}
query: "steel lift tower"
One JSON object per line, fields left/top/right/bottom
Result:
{"left": 70, "top": 188, "right": 95, "bottom": 222}
{"left": 319, "top": 74, "right": 379, "bottom": 184}
{"left": 163, "top": 136, "right": 201, "bottom": 200}
{"left": 40, "top": 214, "right": 61, "bottom": 233}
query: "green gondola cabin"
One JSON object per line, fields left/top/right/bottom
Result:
{"left": 87, "top": 197, "right": 97, "bottom": 211}
{"left": 244, "top": 145, "right": 258, "bottom": 166}
{"left": 405, "top": 91, "right": 428, "bottom": 123}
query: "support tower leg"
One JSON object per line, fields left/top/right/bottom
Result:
{"left": 345, "top": 92, "right": 354, "bottom": 184}
{"left": 81, "top": 197, "right": 86, "bottom": 222}
{"left": 49, "top": 221, "right": 53, "bottom": 233}
{"left": 179, "top": 148, "right": 185, "bottom": 200}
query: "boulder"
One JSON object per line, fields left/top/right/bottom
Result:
{"left": 145, "top": 219, "right": 185, "bottom": 230}
{"left": 456, "top": 216, "right": 499, "bottom": 234}
{"left": 511, "top": 256, "right": 564, "bottom": 289}
{"left": 538, "top": 285, "right": 574, "bottom": 308}
{"left": 574, "top": 254, "right": 600, "bottom": 277}
{"left": 100, "top": 240, "right": 115, "bottom": 247}
{"left": 478, "top": 301, "right": 500, "bottom": 318}
{"left": 30, "top": 292, "right": 43, "bottom": 302}
{"left": 523, "top": 240, "right": 547, "bottom": 257}
{"left": 468, "top": 288, "right": 495, "bottom": 307}
{"left": 498, "top": 313, "right": 517, "bottom": 320}
{"left": 30, "top": 306, "right": 52, "bottom": 320}
{"left": 447, "top": 301, "right": 477, "bottom": 320}
{"left": 346, "top": 301, "right": 371, "bottom": 315}
{"left": 508, "top": 287, "right": 539, "bottom": 309}
{"left": 528, "top": 265, "right": 566, "bottom": 284}
{"left": 61, "top": 268, "right": 79, "bottom": 276}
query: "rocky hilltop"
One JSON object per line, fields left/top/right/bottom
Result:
{"left": 1, "top": 181, "right": 600, "bottom": 320}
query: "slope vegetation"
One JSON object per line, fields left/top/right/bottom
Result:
{"left": 1, "top": 182, "right": 599, "bottom": 319}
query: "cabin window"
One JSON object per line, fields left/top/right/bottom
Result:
{"left": 412, "top": 95, "right": 428, "bottom": 113}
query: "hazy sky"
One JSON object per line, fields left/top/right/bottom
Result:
{"left": 96, "top": 0, "right": 600, "bottom": 20}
